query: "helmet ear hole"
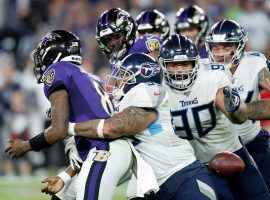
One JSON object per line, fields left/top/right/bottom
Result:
{"left": 66, "top": 41, "right": 80, "bottom": 54}
{"left": 68, "top": 46, "right": 79, "bottom": 54}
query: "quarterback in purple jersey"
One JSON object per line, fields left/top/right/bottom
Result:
{"left": 5, "top": 30, "right": 133, "bottom": 200}
{"left": 175, "top": 5, "right": 209, "bottom": 58}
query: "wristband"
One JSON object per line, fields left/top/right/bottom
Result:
{"left": 68, "top": 122, "right": 76, "bottom": 136}
{"left": 57, "top": 171, "right": 71, "bottom": 184}
{"left": 97, "top": 119, "right": 105, "bottom": 138}
{"left": 29, "top": 131, "right": 52, "bottom": 152}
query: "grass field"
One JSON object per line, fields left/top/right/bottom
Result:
{"left": 0, "top": 176, "right": 126, "bottom": 200}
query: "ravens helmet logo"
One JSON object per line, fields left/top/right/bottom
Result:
{"left": 40, "top": 32, "right": 61, "bottom": 46}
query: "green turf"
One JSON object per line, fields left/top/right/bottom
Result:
{"left": 0, "top": 177, "right": 126, "bottom": 200}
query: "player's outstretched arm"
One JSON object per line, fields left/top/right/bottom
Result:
{"left": 246, "top": 99, "right": 270, "bottom": 120}
{"left": 69, "top": 106, "right": 157, "bottom": 139}
{"left": 41, "top": 166, "right": 79, "bottom": 195}
{"left": 258, "top": 67, "right": 270, "bottom": 92}
{"left": 5, "top": 89, "right": 70, "bottom": 159}
{"left": 245, "top": 67, "right": 270, "bottom": 120}
{"left": 216, "top": 87, "right": 247, "bottom": 124}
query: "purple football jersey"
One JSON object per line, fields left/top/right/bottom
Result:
{"left": 43, "top": 61, "right": 113, "bottom": 161}
{"left": 110, "top": 34, "right": 162, "bottom": 70}
{"left": 199, "top": 44, "right": 208, "bottom": 58}
{"left": 128, "top": 34, "right": 162, "bottom": 55}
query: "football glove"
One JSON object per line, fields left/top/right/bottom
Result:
{"left": 223, "top": 87, "right": 241, "bottom": 113}
{"left": 64, "top": 139, "right": 82, "bottom": 170}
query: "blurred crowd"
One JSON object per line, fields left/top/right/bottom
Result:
{"left": 0, "top": 0, "right": 269, "bottom": 177}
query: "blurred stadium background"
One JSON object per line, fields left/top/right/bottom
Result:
{"left": 0, "top": 0, "right": 269, "bottom": 199}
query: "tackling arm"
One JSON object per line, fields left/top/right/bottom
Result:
{"left": 70, "top": 107, "right": 157, "bottom": 139}
{"left": 245, "top": 67, "right": 270, "bottom": 120}
{"left": 246, "top": 99, "right": 270, "bottom": 120}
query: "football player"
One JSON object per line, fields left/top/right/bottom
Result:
{"left": 205, "top": 19, "right": 270, "bottom": 192}
{"left": 65, "top": 53, "right": 219, "bottom": 200}
{"left": 159, "top": 34, "right": 270, "bottom": 199}
{"left": 96, "top": 8, "right": 163, "bottom": 66}
{"left": 136, "top": 9, "right": 170, "bottom": 41}
{"left": 5, "top": 30, "right": 133, "bottom": 200}
{"left": 175, "top": 5, "right": 209, "bottom": 58}
{"left": 95, "top": 8, "right": 137, "bottom": 65}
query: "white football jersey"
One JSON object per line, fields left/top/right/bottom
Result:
{"left": 114, "top": 82, "right": 196, "bottom": 185}
{"left": 166, "top": 60, "right": 242, "bottom": 164}
{"left": 226, "top": 51, "right": 267, "bottom": 144}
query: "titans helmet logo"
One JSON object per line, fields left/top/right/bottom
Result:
{"left": 140, "top": 62, "right": 160, "bottom": 78}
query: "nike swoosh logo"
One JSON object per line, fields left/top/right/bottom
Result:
{"left": 154, "top": 92, "right": 161, "bottom": 96}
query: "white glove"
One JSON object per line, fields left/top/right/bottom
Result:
{"left": 64, "top": 139, "right": 83, "bottom": 170}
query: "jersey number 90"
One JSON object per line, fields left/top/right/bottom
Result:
{"left": 171, "top": 101, "right": 216, "bottom": 140}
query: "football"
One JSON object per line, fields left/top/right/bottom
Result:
{"left": 208, "top": 151, "right": 245, "bottom": 177}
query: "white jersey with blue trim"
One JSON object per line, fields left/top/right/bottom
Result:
{"left": 114, "top": 82, "right": 196, "bottom": 185}
{"left": 226, "top": 51, "right": 267, "bottom": 144}
{"left": 166, "top": 60, "right": 243, "bottom": 164}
